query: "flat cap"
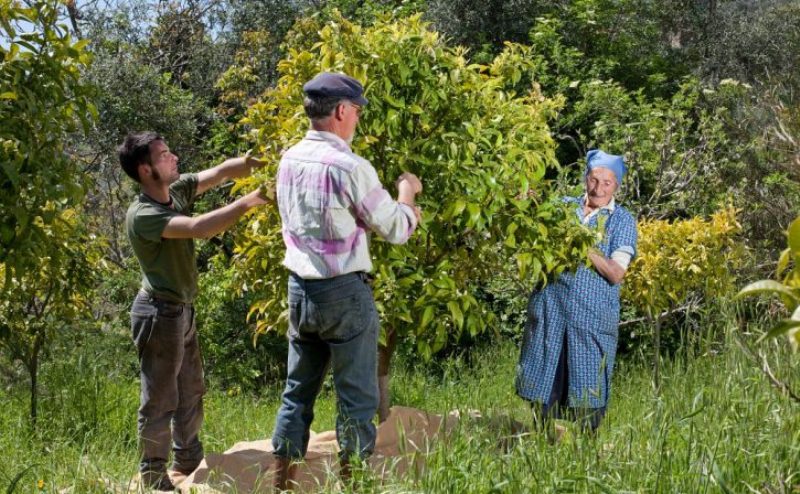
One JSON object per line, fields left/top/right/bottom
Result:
{"left": 303, "top": 72, "right": 368, "bottom": 106}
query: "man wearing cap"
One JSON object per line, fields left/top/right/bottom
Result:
{"left": 119, "top": 131, "right": 273, "bottom": 490}
{"left": 270, "top": 72, "right": 422, "bottom": 489}
{"left": 516, "top": 149, "right": 637, "bottom": 434}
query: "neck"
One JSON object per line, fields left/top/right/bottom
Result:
{"left": 140, "top": 182, "right": 170, "bottom": 204}
{"left": 311, "top": 120, "right": 350, "bottom": 142}
{"left": 583, "top": 196, "right": 611, "bottom": 213}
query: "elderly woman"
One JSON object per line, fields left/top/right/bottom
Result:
{"left": 516, "top": 149, "right": 637, "bottom": 433}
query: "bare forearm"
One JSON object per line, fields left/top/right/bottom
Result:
{"left": 588, "top": 251, "right": 625, "bottom": 285}
{"left": 187, "top": 196, "right": 256, "bottom": 238}
{"left": 216, "top": 157, "right": 253, "bottom": 180}
{"left": 196, "top": 156, "right": 260, "bottom": 195}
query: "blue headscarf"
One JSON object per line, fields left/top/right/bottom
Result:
{"left": 585, "top": 149, "right": 626, "bottom": 185}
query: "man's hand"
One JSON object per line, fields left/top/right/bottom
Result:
{"left": 396, "top": 172, "right": 422, "bottom": 195}
{"left": 244, "top": 185, "right": 274, "bottom": 208}
{"left": 258, "top": 182, "right": 277, "bottom": 202}
{"left": 245, "top": 151, "right": 268, "bottom": 171}
{"left": 197, "top": 152, "right": 269, "bottom": 196}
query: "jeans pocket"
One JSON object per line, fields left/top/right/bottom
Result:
{"left": 288, "top": 300, "right": 302, "bottom": 337}
{"left": 316, "top": 292, "right": 372, "bottom": 342}
{"left": 156, "top": 300, "right": 184, "bottom": 319}
{"left": 131, "top": 312, "right": 156, "bottom": 361}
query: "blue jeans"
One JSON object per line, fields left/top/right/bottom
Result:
{"left": 272, "top": 272, "right": 380, "bottom": 460}
{"left": 130, "top": 291, "right": 205, "bottom": 478}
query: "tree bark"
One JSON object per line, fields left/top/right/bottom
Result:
{"left": 29, "top": 349, "right": 38, "bottom": 429}
{"left": 377, "top": 327, "right": 397, "bottom": 423}
{"left": 653, "top": 314, "right": 661, "bottom": 392}
{"left": 65, "top": 0, "right": 83, "bottom": 39}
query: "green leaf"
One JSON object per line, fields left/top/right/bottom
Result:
{"left": 789, "top": 217, "right": 800, "bottom": 253}
{"left": 420, "top": 305, "right": 435, "bottom": 329}
{"left": 447, "top": 300, "right": 464, "bottom": 329}
{"left": 736, "top": 280, "right": 800, "bottom": 302}
{"left": 757, "top": 319, "right": 800, "bottom": 344}
{"left": 776, "top": 248, "right": 791, "bottom": 278}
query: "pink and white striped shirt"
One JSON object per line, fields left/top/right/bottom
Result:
{"left": 277, "top": 130, "right": 418, "bottom": 279}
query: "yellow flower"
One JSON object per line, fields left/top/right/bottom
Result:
{"left": 37, "top": 479, "right": 45, "bottom": 490}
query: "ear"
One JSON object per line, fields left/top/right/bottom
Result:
{"left": 137, "top": 161, "right": 151, "bottom": 180}
{"left": 334, "top": 102, "right": 346, "bottom": 121}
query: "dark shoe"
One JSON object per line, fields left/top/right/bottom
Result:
{"left": 140, "top": 471, "right": 176, "bottom": 492}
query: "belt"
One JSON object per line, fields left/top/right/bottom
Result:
{"left": 138, "top": 290, "right": 191, "bottom": 306}
{"left": 289, "top": 271, "right": 373, "bottom": 285}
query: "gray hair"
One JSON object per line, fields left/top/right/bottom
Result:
{"left": 303, "top": 95, "right": 345, "bottom": 121}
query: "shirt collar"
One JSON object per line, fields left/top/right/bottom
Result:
{"left": 582, "top": 194, "right": 616, "bottom": 213}
{"left": 304, "top": 130, "right": 352, "bottom": 153}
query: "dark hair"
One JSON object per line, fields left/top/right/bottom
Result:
{"left": 118, "top": 131, "right": 163, "bottom": 182}
{"left": 303, "top": 95, "right": 345, "bottom": 121}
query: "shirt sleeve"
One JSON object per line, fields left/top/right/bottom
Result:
{"left": 133, "top": 203, "right": 182, "bottom": 243}
{"left": 609, "top": 208, "right": 638, "bottom": 263}
{"left": 347, "top": 161, "right": 418, "bottom": 244}
{"left": 610, "top": 250, "right": 632, "bottom": 270}
{"left": 169, "top": 173, "right": 199, "bottom": 213}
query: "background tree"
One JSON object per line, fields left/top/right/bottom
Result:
{"left": 0, "top": 209, "right": 103, "bottom": 427}
{"left": 0, "top": 0, "right": 95, "bottom": 282}
{"left": 623, "top": 208, "right": 742, "bottom": 388}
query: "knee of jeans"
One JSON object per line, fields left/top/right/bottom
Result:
{"left": 140, "top": 390, "right": 179, "bottom": 418}
{"left": 180, "top": 381, "right": 206, "bottom": 405}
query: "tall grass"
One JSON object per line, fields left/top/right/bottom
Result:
{"left": 0, "top": 318, "right": 797, "bottom": 493}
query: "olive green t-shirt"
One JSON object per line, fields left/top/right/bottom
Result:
{"left": 126, "top": 173, "right": 199, "bottom": 303}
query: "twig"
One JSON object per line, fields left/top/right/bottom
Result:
{"left": 760, "top": 351, "right": 800, "bottom": 404}
{"left": 735, "top": 332, "right": 800, "bottom": 405}
{"left": 618, "top": 300, "right": 700, "bottom": 327}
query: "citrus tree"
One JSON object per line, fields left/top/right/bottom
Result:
{"left": 0, "top": 0, "right": 98, "bottom": 426}
{"left": 0, "top": 209, "right": 103, "bottom": 426}
{"left": 735, "top": 215, "right": 800, "bottom": 403}
{"left": 622, "top": 207, "right": 742, "bottom": 388}
{"left": 738, "top": 216, "right": 800, "bottom": 352}
{"left": 0, "top": 0, "right": 95, "bottom": 282}
{"left": 232, "top": 13, "right": 596, "bottom": 420}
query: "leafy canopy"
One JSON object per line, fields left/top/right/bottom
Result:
{"left": 624, "top": 207, "right": 742, "bottom": 319}
{"left": 0, "top": 0, "right": 96, "bottom": 285}
{"left": 233, "top": 13, "right": 596, "bottom": 357}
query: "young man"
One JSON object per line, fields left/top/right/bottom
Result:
{"left": 271, "top": 72, "right": 423, "bottom": 490}
{"left": 119, "top": 131, "right": 271, "bottom": 490}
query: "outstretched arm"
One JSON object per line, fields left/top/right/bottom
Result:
{"left": 162, "top": 187, "right": 272, "bottom": 239}
{"left": 196, "top": 154, "right": 267, "bottom": 196}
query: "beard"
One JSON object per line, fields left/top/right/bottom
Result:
{"left": 344, "top": 127, "right": 357, "bottom": 145}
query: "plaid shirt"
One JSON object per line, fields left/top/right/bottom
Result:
{"left": 277, "top": 130, "right": 418, "bottom": 279}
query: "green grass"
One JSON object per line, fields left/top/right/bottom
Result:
{"left": 1, "top": 325, "right": 798, "bottom": 493}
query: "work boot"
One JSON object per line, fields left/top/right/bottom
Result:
{"left": 339, "top": 455, "right": 352, "bottom": 484}
{"left": 140, "top": 470, "right": 176, "bottom": 492}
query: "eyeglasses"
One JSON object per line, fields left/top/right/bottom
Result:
{"left": 345, "top": 102, "right": 362, "bottom": 117}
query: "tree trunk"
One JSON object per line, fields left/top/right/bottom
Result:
{"left": 653, "top": 315, "right": 661, "bottom": 392}
{"left": 377, "top": 328, "right": 397, "bottom": 423}
{"left": 28, "top": 331, "right": 44, "bottom": 429}
{"left": 30, "top": 350, "right": 38, "bottom": 429}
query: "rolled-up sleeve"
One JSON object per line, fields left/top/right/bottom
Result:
{"left": 348, "top": 162, "right": 417, "bottom": 244}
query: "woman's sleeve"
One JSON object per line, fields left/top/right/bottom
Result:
{"left": 610, "top": 209, "right": 638, "bottom": 260}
